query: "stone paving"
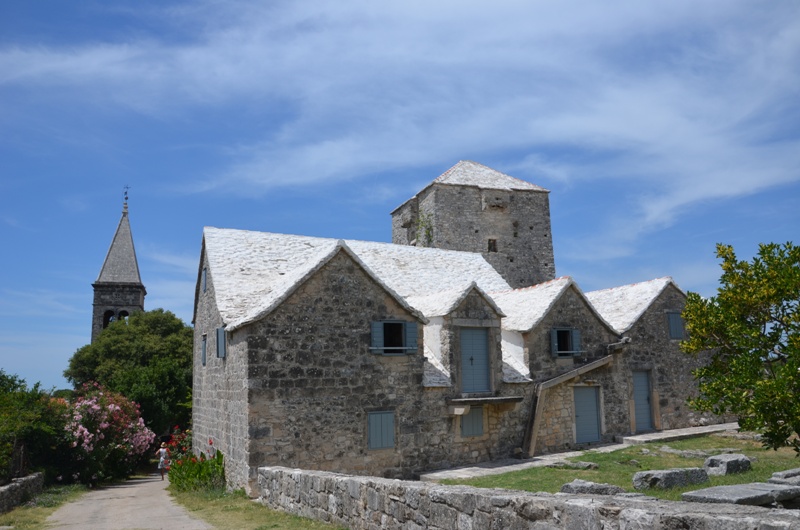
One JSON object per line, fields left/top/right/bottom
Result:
{"left": 419, "top": 422, "right": 740, "bottom": 481}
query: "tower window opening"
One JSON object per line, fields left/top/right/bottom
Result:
{"left": 488, "top": 239, "right": 498, "bottom": 253}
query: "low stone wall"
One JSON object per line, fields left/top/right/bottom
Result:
{"left": 0, "top": 473, "right": 44, "bottom": 514}
{"left": 257, "top": 466, "right": 800, "bottom": 529}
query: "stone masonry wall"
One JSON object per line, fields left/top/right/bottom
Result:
{"left": 192, "top": 251, "right": 251, "bottom": 492}
{"left": 242, "top": 251, "right": 427, "bottom": 485}
{"left": 527, "top": 286, "right": 619, "bottom": 381}
{"left": 392, "top": 183, "right": 555, "bottom": 288}
{"left": 257, "top": 466, "right": 800, "bottom": 530}
{"left": 622, "top": 284, "right": 724, "bottom": 430}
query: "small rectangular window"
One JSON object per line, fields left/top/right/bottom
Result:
{"left": 370, "top": 321, "right": 418, "bottom": 355}
{"left": 201, "top": 335, "right": 207, "bottom": 366}
{"left": 216, "top": 327, "right": 226, "bottom": 359}
{"left": 667, "top": 312, "right": 685, "bottom": 339}
{"left": 368, "top": 411, "right": 395, "bottom": 449}
{"left": 202, "top": 267, "right": 207, "bottom": 293}
{"left": 551, "top": 328, "right": 582, "bottom": 357}
{"left": 461, "top": 406, "right": 484, "bottom": 437}
{"left": 488, "top": 239, "right": 498, "bottom": 252}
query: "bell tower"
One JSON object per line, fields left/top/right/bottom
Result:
{"left": 91, "top": 190, "right": 146, "bottom": 342}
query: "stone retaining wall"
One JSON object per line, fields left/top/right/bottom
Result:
{"left": 0, "top": 473, "right": 44, "bottom": 514}
{"left": 257, "top": 466, "right": 800, "bottom": 529}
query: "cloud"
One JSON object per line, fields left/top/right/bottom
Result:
{"left": 1, "top": 0, "right": 798, "bottom": 246}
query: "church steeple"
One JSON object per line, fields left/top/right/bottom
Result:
{"left": 91, "top": 190, "right": 147, "bottom": 342}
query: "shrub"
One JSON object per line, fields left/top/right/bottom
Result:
{"left": 61, "top": 383, "right": 156, "bottom": 484}
{"left": 167, "top": 427, "right": 224, "bottom": 492}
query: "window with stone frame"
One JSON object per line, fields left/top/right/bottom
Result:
{"left": 550, "top": 327, "right": 582, "bottom": 357}
{"left": 201, "top": 334, "right": 207, "bottom": 366}
{"left": 370, "top": 321, "right": 418, "bottom": 355}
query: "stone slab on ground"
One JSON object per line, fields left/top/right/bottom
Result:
{"left": 682, "top": 482, "right": 800, "bottom": 506}
{"left": 633, "top": 467, "right": 709, "bottom": 490}
{"left": 769, "top": 468, "right": 800, "bottom": 486}
{"left": 621, "top": 422, "right": 740, "bottom": 445}
{"left": 560, "top": 479, "right": 625, "bottom": 495}
{"left": 704, "top": 453, "right": 752, "bottom": 476}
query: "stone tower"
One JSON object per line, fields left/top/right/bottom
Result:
{"left": 91, "top": 194, "right": 146, "bottom": 342}
{"left": 391, "top": 161, "right": 556, "bottom": 288}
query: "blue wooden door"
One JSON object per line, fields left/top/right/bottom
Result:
{"left": 461, "top": 328, "right": 490, "bottom": 393}
{"left": 633, "top": 371, "right": 653, "bottom": 432}
{"left": 574, "top": 386, "right": 600, "bottom": 443}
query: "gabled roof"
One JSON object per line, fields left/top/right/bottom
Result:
{"left": 202, "top": 228, "right": 511, "bottom": 330}
{"left": 490, "top": 277, "right": 573, "bottom": 332}
{"left": 96, "top": 203, "right": 143, "bottom": 285}
{"left": 392, "top": 160, "right": 547, "bottom": 213}
{"left": 585, "top": 277, "right": 684, "bottom": 333}
{"left": 405, "top": 282, "right": 505, "bottom": 318}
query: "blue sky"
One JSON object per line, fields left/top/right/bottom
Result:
{"left": 1, "top": 1, "right": 798, "bottom": 389}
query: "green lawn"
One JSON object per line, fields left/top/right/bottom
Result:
{"left": 440, "top": 434, "right": 799, "bottom": 501}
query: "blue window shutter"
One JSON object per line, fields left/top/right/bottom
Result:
{"left": 216, "top": 327, "right": 226, "bottom": 358}
{"left": 572, "top": 328, "right": 582, "bottom": 356}
{"left": 371, "top": 322, "right": 383, "bottom": 353}
{"left": 404, "top": 322, "right": 418, "bottom": 354}
{"left": 368, "top": 411, "right": 394, "bottom": 449}
{"left": 550, "top": 328, "right": 559, "bottom": 357}
{"left": 201, "top": 335, "right": 207, "bottom": 366}
{"left": 461, "top": 406, "right": 484, "bottom": 437}
{"left": 667, "top": 313, "right": 684, "bottom": 339}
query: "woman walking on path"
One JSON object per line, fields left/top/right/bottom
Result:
{"left": 156, "top": 442, "right": 169, "bottom": 480}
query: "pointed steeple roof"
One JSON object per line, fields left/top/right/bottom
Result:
{"left": 96, "top": 197, "right": 143, "bottom": 284}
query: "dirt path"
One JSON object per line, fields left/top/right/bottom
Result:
{"left": 45, "top": 474, "right": 211, "bottom": 530}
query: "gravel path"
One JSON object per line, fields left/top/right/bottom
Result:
{"left": 45, "top": 474, "right": 211, "bottom": 530}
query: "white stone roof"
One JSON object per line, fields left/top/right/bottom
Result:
{"left": 405, "top": 282, "right": 505, "bottom": 318}
{"left": 489, "top": 277, "right": 575, "bottom": 332}
{"left": 434, "top": 160, "right": 548, "bottom": 192}
{"left": 502, "top": 354, "right": 532, "bottom": 384}
{"left": 585, "top": 277, "right": 681, "bottom": 333}
{"left": 423, "top": 345, "right": 451, "bottom": 387}
{"left": 203, "top": 227, "right": 511, "bottom": 330}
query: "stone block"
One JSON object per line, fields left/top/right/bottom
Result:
{"left": 633, "top": 468, "right": 708, "bottom": 490}
{"left": 682, "top": 482, "right": 800, "bottom": 506}
{"left": 703, "top": 453, "right": 751, "bottom": 476}
{"left": 560, "top": 479, "right": 625, "bottom": 495}
{"left": 768, "top": 467, "right": 800, "bottom": 486}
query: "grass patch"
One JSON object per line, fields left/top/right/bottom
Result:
{"left": 441, "top": 434, "right": 799, "bottom": 502}
{"left": 169, "top": 487, "right": 346, "bottom": 530}
{"left": 0, "top": 483, "right": 87, "bottom": 529}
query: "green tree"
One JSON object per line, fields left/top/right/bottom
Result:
{"left": 682, "top": 242, "right": 800, "bottom": 453}
{"left": 64, "top": 309, "right": 193, "bottom": 435}
{"left": 0, "top": 370, "right": 69, "bottom": 483}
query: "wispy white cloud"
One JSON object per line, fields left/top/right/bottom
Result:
{"left": 0, "top": 0, "right": 798, "bottom": 249}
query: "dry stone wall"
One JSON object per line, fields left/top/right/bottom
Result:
{"left": 257, "top": 466, "right": 800, "bottom": 529}
{"left": 0, "top": 473, "right": 43, "bottom": 514}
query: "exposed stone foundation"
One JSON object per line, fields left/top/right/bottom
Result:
{"left": 257, "top": 466, "right": 800, "bottom": 529}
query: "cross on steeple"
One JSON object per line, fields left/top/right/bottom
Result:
{"left": 123, "top": 185, "right": 130, "bottom": 213}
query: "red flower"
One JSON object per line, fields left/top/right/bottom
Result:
{"left": 208, "top": 438, "right": 213, "bottom": 446}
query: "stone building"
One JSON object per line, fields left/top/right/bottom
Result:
{"left": 91, "top": 195, "right": 146, "bottom": 342}
{"left": 191, "top": 161, "right": 719, "bottom": 494}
